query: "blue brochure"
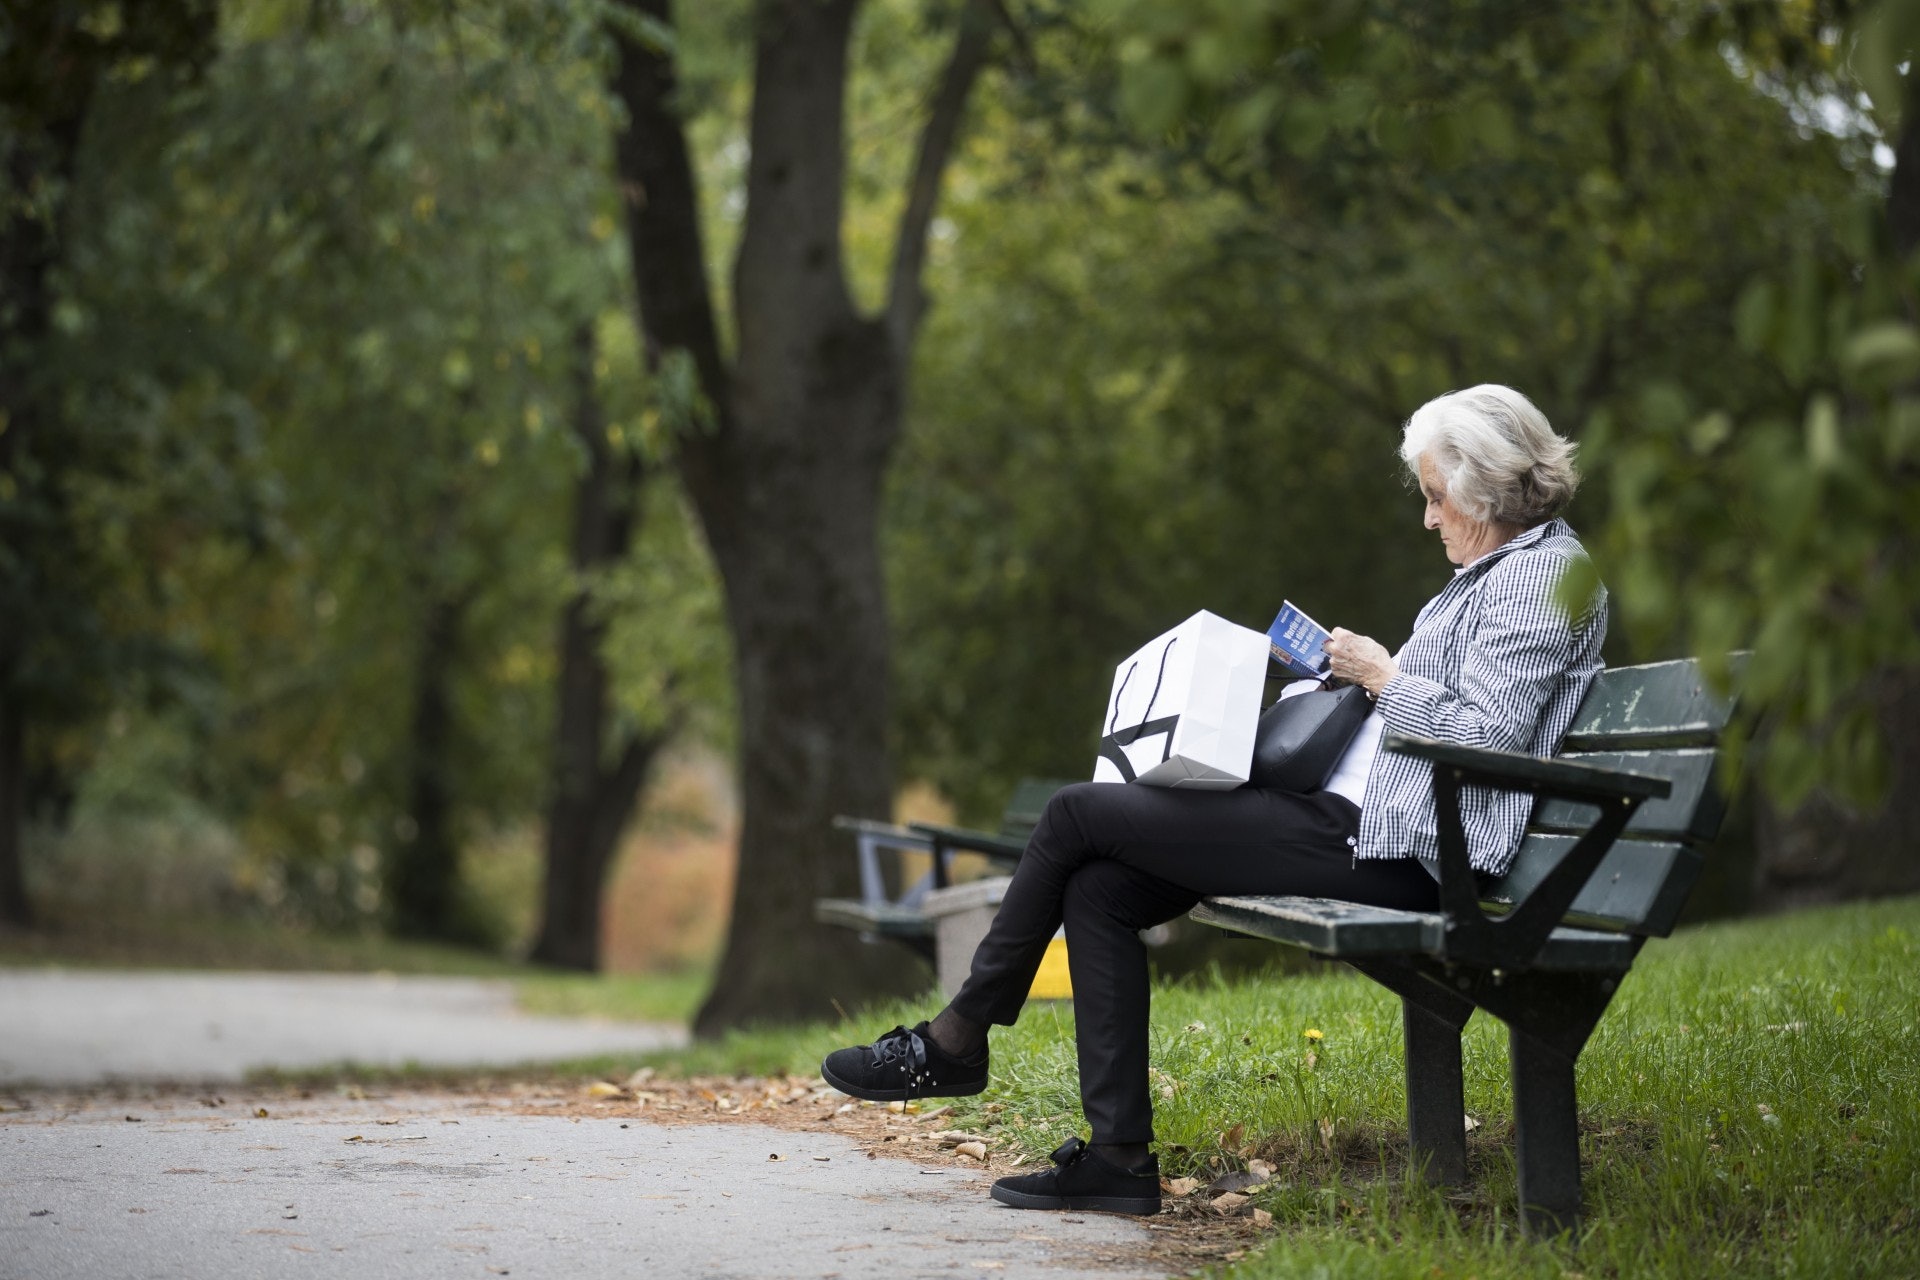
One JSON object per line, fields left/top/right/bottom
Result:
{"left": 1267, "top": 601, "right": 1331, "bottom": 679}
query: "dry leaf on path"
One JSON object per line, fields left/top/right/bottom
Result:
{"left": 586, "top": 1082, "right": 625, "bottom": 1100}
{"left": 927, "top": 1131, "right": 992, "bottom": 1148}
{"left": 1165, "top": 1177, "right": 1202, "bottom": 1197}
{"left": 955, "top": 1142, "right": 988, "bottom": 1162}
{"left": 1252, "top": 1208, "right": 1274, "bottom": 1228}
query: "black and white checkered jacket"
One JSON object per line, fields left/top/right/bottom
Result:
{"left": 1355, "top": 517, "right": 1607, "bottom": 877}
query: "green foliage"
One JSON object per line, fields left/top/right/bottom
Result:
{"left": 32, "top": 0, "right": 729, "bottom": 928}
{"left": 890, "top": 0, "right": 1864, "bottom": 820}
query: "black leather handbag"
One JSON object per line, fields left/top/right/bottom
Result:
{"left": 1247, "top": 682, "right": 1373, "bottom": 792}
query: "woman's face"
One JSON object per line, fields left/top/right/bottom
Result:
{"left": 1419, "top": 454, "right": 1497, "bottom": 566}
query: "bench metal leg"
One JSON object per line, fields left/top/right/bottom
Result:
{"left": 1347, "top": 958, "right": 1474, "bottom": 1187}
{"left": 1509, "top": 1026, "right": 1581, "bottom": 1237}
{"left": 1404, "top": 997, "right": 1470, "bottom": 1186}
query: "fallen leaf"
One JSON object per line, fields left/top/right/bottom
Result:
{"left": 1247, "top": 1159, "right": 1274, "bottom": 1181}
{"left": 918, "top": 1105, "right": 954, "bottom": 1123}
{"left": 1464, "top": 1114, "right": 1481, "bottom": 1134}
{"left": 1318, "top": 1117, "right": 1336, "bottom": 1151}
{"left": 1212, "top": 1192, "right": 1250, "bottom": 1215}
{"left": 1252, "top": 1208, "right": 1273, "bottom": 1228}
{"left": 1165, "top": 1177, "right": 1201, "bottom": 1197}
{"left": 955, "top": 1142, "right": 988, "bottom": 1162}
{"left": 1219, "top": 1123, "right": 1247, "bottom": 1155}
{"left": 887, "top": 1101, "right": 906, "bottom": 1114}
{"left": 587, "top": 1082, "right": 625, "bottom": 1100}
{"left": 1207, "top": 1170, "right": 1266, "bottom": 1196}
{"left": 927, "top": 1131, "right": 993, "bottom": 1148}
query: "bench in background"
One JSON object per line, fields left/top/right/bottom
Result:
{"left": 814, "top": 778, "right": 1071, "bottom": 958}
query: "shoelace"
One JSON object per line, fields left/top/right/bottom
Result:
{"left": 869, "top": 1025, "right": 933, "bottom": 1097}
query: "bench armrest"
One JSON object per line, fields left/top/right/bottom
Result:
{"left": 1383, "top": 733, "right": 1668, "bottom": 970}
{"left": 905, "top": 822, "right": 1026, "bottom": 885}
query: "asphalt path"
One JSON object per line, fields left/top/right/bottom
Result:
{"left": 0, "top": 971, "right": 688, "bottom": 1087}
{"left": 0, "top": 1094, "right": 1160, "bottom": 1280}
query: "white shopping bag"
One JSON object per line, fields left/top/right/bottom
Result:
{"left": 1092, "top": 610, "right": 1269, "bottom": 788}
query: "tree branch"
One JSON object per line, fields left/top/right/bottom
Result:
{"left": 885, "top": 0, "right": 995, "bottom": 352}
{"left": 608, "top": 0, "right": 732, "bottom": 433}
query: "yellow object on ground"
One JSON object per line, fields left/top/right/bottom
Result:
{"left": 1027, "top": 934, "right": 1072, "bottom": 999}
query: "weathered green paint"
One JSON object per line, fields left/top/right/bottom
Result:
{"left": 1533, "top": 748, "right": 1725, "bottom": 844}
{"left": 1489, "top": 835, "right": 1703, "bottom": 937}
{"left": 1561, "top": 657, "right": 1742, "bottom": 751}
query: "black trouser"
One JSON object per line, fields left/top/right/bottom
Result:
{"left": 948, "top": 781, "right": 1438, "bottom": 1144}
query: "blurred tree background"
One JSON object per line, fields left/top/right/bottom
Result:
{"left": 1, "top": 0, "right": 1914, "bottom": 1029}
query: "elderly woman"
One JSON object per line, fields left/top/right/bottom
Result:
{"left": 822, "top": 384, "right": 1605, "bottom": 1216}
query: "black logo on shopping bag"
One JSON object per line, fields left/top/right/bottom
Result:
{"left": 1097, "top": 637, "right": 1180, "bottom": 783}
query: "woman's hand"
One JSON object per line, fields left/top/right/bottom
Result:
{"left": 1325, "top": 628, "right": 1397, "bottom": 697}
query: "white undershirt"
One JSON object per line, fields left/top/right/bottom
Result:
{"left": 1275, "top": 648, "right": 1397, "bottom": 809}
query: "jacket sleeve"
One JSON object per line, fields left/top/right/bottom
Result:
{"left": 1374, "top": 550, "right": 1594, "bottom": 753}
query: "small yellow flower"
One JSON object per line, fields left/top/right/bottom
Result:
{"left": 1304, "top": 1028, "right": 1324, "bottom": 1042}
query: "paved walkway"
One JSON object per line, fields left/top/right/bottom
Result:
{"left": 0, "top": 1095, "right": 1160, "bottom": 1280}
{"left": 0, "top": 971, "right": 688, "bottom": 1086}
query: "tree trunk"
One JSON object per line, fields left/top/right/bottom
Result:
{"left": 0, "top": 693, "right": 28, "bottom": 929}
{"left": 388, "top": 593, "right": 468, "bottom": 939}
{"left": 609, "top": 0, "right": 992, "bottom": 1031}
{"left": 530, "top": 325, "right": 671, "bottom": 971}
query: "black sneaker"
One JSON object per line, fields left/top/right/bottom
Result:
{"left": 820, "top": 1022, "right": 989, "bottom": 1102}
{"left": 990, "top": 1136, "right": 1161, "bottom": 1215}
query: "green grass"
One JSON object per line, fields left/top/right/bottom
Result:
{"left": 647, "top": 897, "right": 1920, "bottom": 1277}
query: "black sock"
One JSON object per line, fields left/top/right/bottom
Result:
{"left": 927, "top": 1006, "right": 987, "bottom": 1060}
{"left": 1092, "top": 1142, "right": 1153, "bottom": 1174}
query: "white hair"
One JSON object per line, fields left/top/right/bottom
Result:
{"left": 1399, "top": 384, "right": 1580, "bottom": 526}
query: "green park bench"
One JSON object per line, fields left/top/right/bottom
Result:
{"left": 814, "top": 777, "right": 1071, "bottom": 959}
{"left": 1192, "top": 656, "right": 1740, "bottom": 1236}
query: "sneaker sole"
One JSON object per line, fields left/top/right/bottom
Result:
{"left": 989, "top": 1184, "right": 1160, "bottom": 1216}
{"left": 819, "top": 1060, "right": 987, "bottom": 1104}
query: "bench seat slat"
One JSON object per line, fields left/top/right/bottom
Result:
{"left": 1532, "top": 749, "right": 1723, "bottom": 844}
{"left": 1194, "top": 894, "right": 1642, "bottom": 970}
{"left": 1191, "top": 895, "right": 1441, "bottom": 955}
{"left": 813, "top": 898, "right": 933, "bottom": 939}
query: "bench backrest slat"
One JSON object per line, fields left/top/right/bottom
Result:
{"left": 1532, "top": 748, "right": 1726, "bottom": 845}
{"left": 999, "top": 778, "right": 1076, "bottom": 840}
{"left": 1486, "top": 835, "right": 1703, "bottom": 937}
{"left": 1560, "top": 656, "right": 1740, "bottom": 752}
{"left": 1487, "top": 656, "right": 1740, "bottom": 937}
